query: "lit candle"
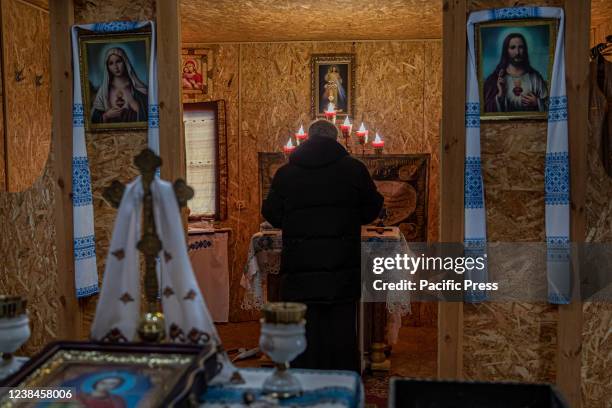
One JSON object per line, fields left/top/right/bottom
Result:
{"left": 355, "top": 123, "right": 368, "bottom": 145}
{"left": 295, "top": 125, "right": 308, "bottom": 143}
{"left": 283, "top": 138, "right": 296, "bottom": 155}
{"left": 324, "top": 103, "right": 337, "bottom": 123}
{"left": 372, "top": 133, "right": 384, "bottom": 148}
{"left": 372, "top": 132, "right": 384, "bottom": 155}
{"left": 340, "top": 116, "right": 352, "bottom": 138}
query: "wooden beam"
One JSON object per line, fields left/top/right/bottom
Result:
{"left": 438, "top": 0, "right": 467, "bottom": 380}
{"left": 156, "top": 0, "right": 184, "bottom": 182}
{"left": 49, "top": 0, "right": 81, "bottom": 340}
{"left": 558, "top": 1, "right": 590, "bottom": 406}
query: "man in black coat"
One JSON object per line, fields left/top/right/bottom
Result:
{"left": 262, "top": 119, "right": 384, "bottom": 371}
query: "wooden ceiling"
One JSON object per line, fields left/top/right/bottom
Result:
{"left": 180, "top": 0, "right": 443, "bottom": 43}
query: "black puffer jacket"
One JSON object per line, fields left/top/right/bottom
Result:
{"left": 262, "top": 137, "right": 384, "bottom": 302}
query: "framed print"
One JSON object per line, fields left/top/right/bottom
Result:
{"left": 182, "top": 44, "right": 213, "bottom": 103}
{"left": 476, "top": 19, "right": 557, "bottom": 120}
{"left": 79, "top": 31, "right": 151, "bottom": 131}
{"left": 0, "top": 342, "right": 218, "bottom": 408}
{"left": 311, "top": 54, "right": 355, "bottom": 119}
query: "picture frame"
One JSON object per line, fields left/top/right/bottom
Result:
{"left": 475, "top": 19, "right": 558, "bottom": 121}
{"left": 181, "top": 44, "right": 214, "bottom": 103}
{"left": 184, "top": 100, "right": 229, "bottom": 221}
{"left": 0, "top": 341, "right": 219, "bottom": 408}
{"left": 311, "top": 54, "right": 355, "bottom": 119}
{"left": 78, "top": 30, "right": 151, "bottom": 131}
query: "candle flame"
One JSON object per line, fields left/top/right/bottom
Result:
{"left": 286, "top": 138, "right": 294, "bottom": 148}
{"left": 298, "top": 125, "right": 304, "bottom": 134}
{"left": 343, "top": 116, "right": 351, "bottom": 126}
{"left": 374, "top": 133, "right": 382, "bottom": 143}
{"left": 358, "top": 122, "right": 366, "bottom": 132}
{"left": 326, "top": 103, "right": 335, "bottom": 112}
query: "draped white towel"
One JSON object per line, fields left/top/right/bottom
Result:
{"left": 465, "top": 7, "right": 570, "bottom": 304}
{"left": 91, "top": 177, "right": 235, "bottom": 383}
{"left": 71, "top": 20, "right": 160, "bottom": 298}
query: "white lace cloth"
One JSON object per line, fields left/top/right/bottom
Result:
{"left": 240, "top": 228, "right": 412, "bottom": 316}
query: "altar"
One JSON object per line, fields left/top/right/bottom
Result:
{"left": 241, "top": 225, "right": 412, "bottom": 372}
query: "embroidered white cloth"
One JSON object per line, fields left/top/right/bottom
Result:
{"left": 70, "top": 21, "right": 160, "bottom": 298}
{"left": 91, "top": 177, "right": 235, "bottom": 382}
{"left": 465, "top": 7, "right": 570, "bottom": 304}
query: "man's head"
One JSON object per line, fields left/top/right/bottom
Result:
{"left": 501, "top": 33, "right": 530, "bottom": 68}
{"left": 308, "top": 119, "right": 339, "bottom": 141}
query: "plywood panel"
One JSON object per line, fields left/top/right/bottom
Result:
{"left": 591, "top": 0, "right": 612, "bottom": 45}
{"left": 0, "top": 154, "right": 58, "bottom": 355}
{"left": 181, "top": 0, "right": 442, "bottom": 43}
{"left": 0, "top": 0, "right": 58, "bottom": 355}
{"left": 74, "top": 0, "right": 154, "bottom": 23}
{"left": 2, "top": 0, "right": 51, "bottom": 192}
{"left": 464, "top": 303, "right": 557, "bottom": 381}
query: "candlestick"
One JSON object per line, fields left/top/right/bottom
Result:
{"left": 324, "top": 103, "right": 337, "bottom": 123}
{"left": 295, "top": 125, "right": 307, "bottom": 144}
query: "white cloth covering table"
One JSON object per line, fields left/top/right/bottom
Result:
{"left": 200, "top": 368, "right": 363, "bottom": 407}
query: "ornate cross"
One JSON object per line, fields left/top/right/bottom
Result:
{"left": 103, "top": 148, "right": 194, "bottom": 341}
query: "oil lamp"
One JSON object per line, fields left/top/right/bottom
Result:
{"left": 259, "top": 302, "right": 307, "bottom": 399}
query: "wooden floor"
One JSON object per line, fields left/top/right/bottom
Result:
{"left": 217, "top": 321, "right": 437, "bottom": 375}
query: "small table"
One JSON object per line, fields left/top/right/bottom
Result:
{"left": 241, "top": 227, "right": 412, "bottom": 373}
{"left": 200, "top": 368, "right": 363, "bottom": 407}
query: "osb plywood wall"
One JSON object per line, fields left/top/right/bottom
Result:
{"left": 0, "top": 0, "right": 58, "bottom": 355}
{"left": 591, "top": 0, "right": 612, "bottom": 46}
{"left": 74, "top": 0, "right": 155, "bottom": 335}
{"left": 462, "top": 0, "right": 563, "bottom": 385}
{"left": 1, "top": 0, "right": 51, "bottom": 192}
{"left": 200, "top": 41, "right": 442, "bottom": 321}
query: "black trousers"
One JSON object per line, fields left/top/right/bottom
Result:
{"left": 291, "top": 301, "right": 359, "bottom": 372}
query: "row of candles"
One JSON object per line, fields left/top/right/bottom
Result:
{"left": 283, "top": 104, "right": 385, "bottom": 156}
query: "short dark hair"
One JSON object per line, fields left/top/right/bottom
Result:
{"left": 308, "top": 119, "right": 338, "bottom": 140}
